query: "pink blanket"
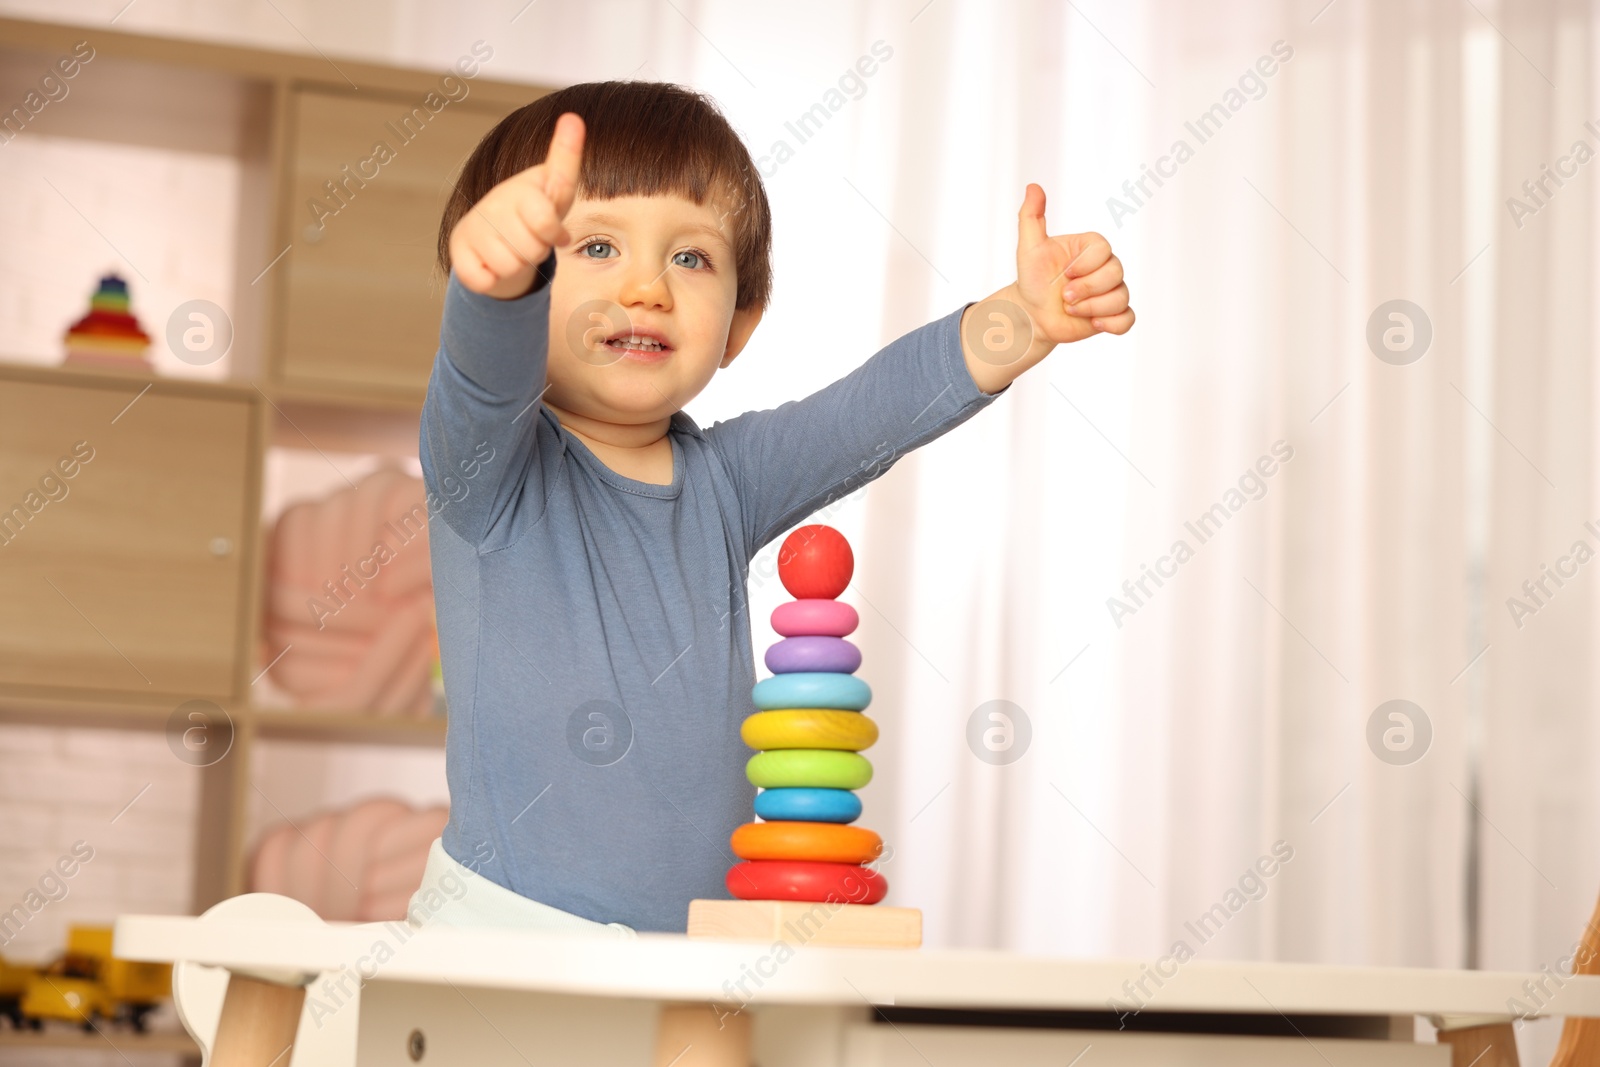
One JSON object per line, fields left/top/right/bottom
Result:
{"left": 263, "top": 466, "right": 437, "bottom": 716}
{"left": 249, "top": 799, "right": 450, "bottom": 922}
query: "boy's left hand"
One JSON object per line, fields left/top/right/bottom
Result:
{"left": 1015, "top": 183, "right": 1134, "bottom": 345}
{"left": 960, "top": 183, "right": 1133, "bottom": 394}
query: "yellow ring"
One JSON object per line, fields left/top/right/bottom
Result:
{"left": 742, "top": 709, "right": 878, "bottom": 752}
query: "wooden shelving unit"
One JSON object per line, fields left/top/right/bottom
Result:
{"left": 0, "top": 17, "right": 551, "bottom": 928}
{"left": 250, "top": 708, "right": 448, "bottom": 747}
{"left": 0, "top": 1027, "right": 199, "bottom": 1055}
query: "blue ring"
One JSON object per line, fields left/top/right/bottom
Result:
{"left": 752, "top": 671, "right": 871, "bottom": 711}
{"left": 754, "top": 787, "right": 862, "bottom": 824}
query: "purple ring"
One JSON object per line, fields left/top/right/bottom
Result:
{"left": 764, "top": 636, "right": 862, "bottom": 675}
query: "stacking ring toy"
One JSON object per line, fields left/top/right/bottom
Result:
{"left": 772, "top": 598, "right": 859, "bottom": 638}
{"left": 747, "top": 749, "right": 872, "bottom": 789}
{"left": 727, "top": 859, "right": 887, "bottom": 904}
{"left": 731, "top": 821, "right": 883, "bottom": 864}
{"left": 753, "top": 787, "right": 862, "bottom": 823}
{"left": 742, "top": 710, "right": 877, "bottom": 752}
{"left": 752, "top": 672, "right": 870, "bottom": 711}
{"left": 764, "top": 636, "right": 862, "bottom": 675}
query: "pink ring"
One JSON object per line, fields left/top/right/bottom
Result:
{"left": 772, "top": 598, "right": 859, "bottom": 638}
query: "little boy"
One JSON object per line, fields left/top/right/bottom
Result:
{"left": 410, "top": 80, "right": 1131, "bottom": 934}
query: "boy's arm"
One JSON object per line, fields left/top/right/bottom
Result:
{"left": 703, "top": 301, "right": 1007, "bottom": 557}
{"left": 419, "top": 110, "right": 586, "bottom": 543}
{"left": 419, "top": 253, "right": 557, "bottom": 546}
{"left": 705, "top": 186, "right": 1134, "bottom": 557}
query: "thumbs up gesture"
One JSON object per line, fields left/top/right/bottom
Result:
{"left": 1015, "top": 182, "right": 1133, "bottom": 345}
{"left": 448, "top": 111, "right": 587, "bottom": 299}
{"left": 960, "top": 183, "right": 1133, "bottom": 393}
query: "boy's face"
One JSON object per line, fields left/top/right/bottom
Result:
{"left": 544, "top": 192, "right": 762, "bottom": 426}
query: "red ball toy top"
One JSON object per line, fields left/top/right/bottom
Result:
{"left": 777, "top": 525, "right": 854, "bottom": 600}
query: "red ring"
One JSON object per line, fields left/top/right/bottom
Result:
{"left": 725, "top": 859, "right": 888, "bottom": 905}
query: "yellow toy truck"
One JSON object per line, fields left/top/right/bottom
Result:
{"left": 11, "top": 925, "right": 170, "bottom": 1032}
{"left": 0, "top": 954, "right": 40, "bottom": 1030}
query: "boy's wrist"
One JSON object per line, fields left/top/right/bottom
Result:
{"left": 485, "top": 275, "right": 536, "bottom": 300}
{"left": 959, "top": 283, "right": 1054, "bottom": 394}
{"left": 447, "top": 268, "right": 550, "bottom": 326}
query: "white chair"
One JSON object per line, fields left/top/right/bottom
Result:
{"left": 173, "top": 893, "right": 359, "bottom": 1067}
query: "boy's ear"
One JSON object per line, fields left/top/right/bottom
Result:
{"left": 719, "top": 304, "right": 765, "bottom": 369}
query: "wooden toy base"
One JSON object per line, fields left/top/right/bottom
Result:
{"left": 687, "top": 898, "right": 922, "bottom": 948}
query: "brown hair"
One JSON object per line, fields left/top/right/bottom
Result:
{"left": 438, "top": 80, "right": 773, "bottom": 312}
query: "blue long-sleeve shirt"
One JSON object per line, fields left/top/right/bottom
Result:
{"left": 419, "top": 256, "right": 1007, "bottom": 932}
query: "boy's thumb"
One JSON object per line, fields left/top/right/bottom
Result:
{"left": 543, "top": 112, "right": 586, "bottom": 211}
{"left": 1017, "top": 183, "right": 1048, "bottom": 252}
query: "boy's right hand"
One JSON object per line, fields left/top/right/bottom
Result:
{"left": 448, "top": 111, "right": 586, "bottom": 300}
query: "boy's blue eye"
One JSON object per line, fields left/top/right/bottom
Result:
{"left": 576, "top": 240, "right": 714, "bottom": 270}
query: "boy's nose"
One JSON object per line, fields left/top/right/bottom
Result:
{"left": 615, "top": 257, "right": 673, "bottom": 309}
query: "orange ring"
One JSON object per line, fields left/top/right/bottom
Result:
{"left": 730, "top": 820, "right": 883, "bottom": 864}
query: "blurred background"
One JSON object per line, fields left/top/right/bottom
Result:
{"left": 0, "top": 0, "right": 1594, "bottom": 1063}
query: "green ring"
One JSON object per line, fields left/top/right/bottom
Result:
{"left": 746, "top": 749, "right": 873, "bottom": 790}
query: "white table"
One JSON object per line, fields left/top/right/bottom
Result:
{"left": 114, "top": 896, "right": 1600, "bottom": 1067}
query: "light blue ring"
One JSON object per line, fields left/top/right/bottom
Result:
{"left": 752, "top": 671, "right": 871, "bottom": 711}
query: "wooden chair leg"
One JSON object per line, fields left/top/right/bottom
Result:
{"left": 209, "top": 972, "right": 307, "bottom": 1067}
{"left": 1436, "top": 1022, "right": 1520, "bottom": 1067}
{"left": 1551, "top": 886, "right": 1600, "bottom": 1067}
{"left": 653, "top": 1001, "right": 751, "bottom": 1067}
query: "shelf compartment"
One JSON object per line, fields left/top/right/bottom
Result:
{"left": 0, "top": 365, "right": 264, "bottom": 703}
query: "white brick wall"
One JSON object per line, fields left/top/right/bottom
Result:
{"left": 0, "top": 725, "right": 197, "bottom": 959}
{"left": 0, "top": 723, "right": 193, "bottom": 1063}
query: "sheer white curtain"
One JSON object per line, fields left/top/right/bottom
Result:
{"left": 1479, "top": 3, "right": 1600, "bottom": 1066}
{"left": 864, "top": 0, "right": 1485, "bottom": 969}
{"left": 849, "top": 2, "right": 1596, "bottom": 1063}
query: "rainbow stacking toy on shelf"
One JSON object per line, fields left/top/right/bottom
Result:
{"left": 687, "top": 524, "right": 922, "bottom": 948}
{"left": 62, "top": 274, "right": 154, "bottom": 372}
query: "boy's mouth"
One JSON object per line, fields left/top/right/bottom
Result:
{"left": 602, "top": 327, "right": 673, "bottom": 362}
